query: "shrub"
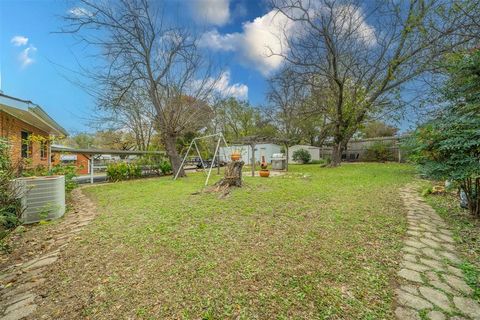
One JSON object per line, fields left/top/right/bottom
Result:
{"left": 106, "top": 162, "right": 142, "bottom": 182}
{"left": 49, "top": 164, "right": 78, "bottom": 192}
{"left": 159, "top": 161, "right": 172, "bottom": 175}
{"left": 363, "top": 142, "right": 394, "bottom": 162}
{"left": 292, "top": 149, "right": 311, "bottom": 164}
{"left": 0, "top": 139, "right": 23, "bottom": 240}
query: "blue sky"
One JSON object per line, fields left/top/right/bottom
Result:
{"left": 1, "top": 0, "right": 418, "bottom": 135}
{"left": 0, "top": 0, "right": 276, "bottom": 134}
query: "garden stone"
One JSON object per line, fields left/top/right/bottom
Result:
{"left": 430, "top": 280, "right": 455, "bottom": 295}
{"left": 407, "top": 230, "right": 421, "bottom": 237}
{"left": 2, "top": 279, "right": 45, "bottom": 298}
{"left": 395, "top": 307, "right": 420, "bottom": 320}
{"left": 420, "top": 238, "right": 442, "bottom": 249}
{"left": 436, "top": 233, "right": 454, "bottom": 243}
{"left": 1, "top": 304, "right": 36, "bottom": 320}
{"left": 405, "top": 240, "right": 426, "bottom": 249}
{"left": 438, "top": 229, "right": 453, "bottom": 236}
{"left": 439, "top": 251, "right": 461, "bottom": 264}
{"left": 396, "top": 289, "right": 433, "bottom": 310}
{"left": 420, "top": 258, "right": 445, "bottom": 270}
{"left": 3, "top": 293, "right": 36, "bottom": 308}
{"left": 447, "top": 266, "right": 463, "bottom": 277}
{"left": 421, "top": 248, "right": 440, "bottom": 260}
{"left": 453, "top": 297, "right": 480, "bottom": 319}
{"left": 427, "top": 311, "right": 446, "bottom": 320}
{"left": 400, "top": 285, "right": 419, "bottom": 295}
{"left": 425, "top": 271, "right": 440, "bottom": 283}
{"left": 419, "top": 286, "right": 452, "bottom": 312}
{"left": 402, "top": 261, "right": 430, "bottom": 272}
{"left": 23, "top": 256, "right": 58, "bottom": 271}
{"left": 443, "top": 275, "right": 473, "bottom": 295}
{"left": 404, "top": 254, "right": 417, "bottom": 263}
{"left": 4, "top": 294, "right": 35, "bottom": 314}
{"left": 403, "top": 246, "right": 421, "bottom": 255}
{"left": 398, "top": 269, "right": 423, "bottom": 283}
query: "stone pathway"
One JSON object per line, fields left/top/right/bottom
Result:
{"left": 0, "top": 188, "right": 98, "bottom": 320}
{"left": 396, "top": 185, "right": 480, "bottom": 320}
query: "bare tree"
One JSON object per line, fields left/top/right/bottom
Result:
{"left": 62, "top": 0, "right": 220, "bottom": 176}
{"left": 269, "top": 0, "right": 474, "bottom": 165}
{"left": 94, "top": 87, "right": 156, "bottom": 151}
{"left": 268, "top": 67, "right": 330, "bottom": 147}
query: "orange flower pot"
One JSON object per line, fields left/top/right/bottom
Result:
{"left": 231, "top": 151, "right": 241, "bottom": 161}
{"left": 259, "top": 169, "right": 270, "bottom": 177}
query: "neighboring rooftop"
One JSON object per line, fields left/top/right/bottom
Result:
{"left": 51, "top": 145, "right": 165, "bottom": 156}
{"left": 0, "top": 92, "right": 68, "bottom": 136}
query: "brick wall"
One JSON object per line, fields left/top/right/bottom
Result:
{"left": 0, "top": 110, "right": 50, "bottom": 168}
{"left": 52, "top": 152, "right": 90, "bottom": 174}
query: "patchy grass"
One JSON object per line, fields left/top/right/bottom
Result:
{"left": 423, "top": 190, "right": 480, "bottom": 299}
{"left": 36, "top": 163, "right": 414, "bottom": 319}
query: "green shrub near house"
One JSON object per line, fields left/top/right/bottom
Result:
{"left": 106, "top": 162, "right": 142, "bottom": 182}
{"left": 292, "top": 148, "right": 311, "bottom": 164}
{"left": 0, "top": 139, "right": 23, "bottom": 241}
{"left": 363, "top": 142, "right": 394, "bottom": 162}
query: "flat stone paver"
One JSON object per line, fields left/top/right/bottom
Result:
{"left": 398, "top": 268, "right": 424, "bottom": 283}
{"left": 395, "top": 185, "right": 478, "bottom": 320}
{"left": 0, "top": 188, "right": 98, "bottom": 320}
{"left": 453, "top": 297, "right": 480, "bottom": 319}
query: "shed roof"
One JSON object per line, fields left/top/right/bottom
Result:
{"left": 0, "top": 93, "right": 68, "bottom": 136}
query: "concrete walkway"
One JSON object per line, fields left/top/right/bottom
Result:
{"left": 0, "top": 188, "right": 98, "bottom": 320}
{"left": 396, "top": 185, "right": 480, "bottom": 320}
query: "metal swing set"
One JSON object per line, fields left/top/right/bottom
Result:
{"left": 173, "top": 133, "right": 229, "bottom": 186}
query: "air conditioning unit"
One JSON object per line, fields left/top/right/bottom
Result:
{"left": 15, "top": 175, "right": 66, "bottom": 224}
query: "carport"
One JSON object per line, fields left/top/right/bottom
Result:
{"left": 51, "top": 146, "right": 165, "bottom": 183}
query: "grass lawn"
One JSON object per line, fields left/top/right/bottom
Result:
{"left": 37, "top": 163, "right": 415, "bottom": 319}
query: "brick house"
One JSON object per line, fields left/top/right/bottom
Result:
{"left": 51, "top": 150, "right": 90, "bottom": 174}
{"left": 0, "top": 93, "right": 68, "bottom": 169}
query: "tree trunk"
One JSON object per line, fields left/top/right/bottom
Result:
{"left": 331, "top": 143, "right": 342, "bottom": 167}
{"left": 164, "top": 134, "right": 185, "bottom": 177}
{"left": 215, "top": 160, "right": 244, "bottom": 187}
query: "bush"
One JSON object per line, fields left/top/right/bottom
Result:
{"left": 106, "top": 162, "right": 142, "bottom": 182}
{"left": 292, "top": 149, "right": 311, "bottom": 164}
{"left": 0, "top": 139, "right": 23, "bottom": 240}
{"left": 49, "top": 164, "right": 78, "bottom": 192}
{"left": 363, "top": 142, "right": 394, "bottom": 162}
{"left": 159, "top": 161, "right": 172, "bottom": 175}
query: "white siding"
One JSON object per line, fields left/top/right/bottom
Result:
{"left": 288, "top": 145, "right": 320, "bottom": 163}
{"left": 219, "top": 144, "right": 282, "bottom": 165}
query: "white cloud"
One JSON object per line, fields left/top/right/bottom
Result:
{"left": 19, "top": 45, "right": 37, "bottom": 68}
{"left": 200, "top": 3, "right": 376, "bottom": 76}
{"left": 11, "top": 36, "right": 28, "bottom": 46}
{"left": 213, "top": 71, "right": 248, "bottom": 100}
{"left": 200, "top": 9, "right": 295, "bottom": 76}
{"left": 69, "top": 7, "right": 93, "bottom": 17}
{"left": 191, "top": 0, "right": 230, "bottom": 26}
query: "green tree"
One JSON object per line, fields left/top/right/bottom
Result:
{"left": 359, "top": 121, "right": 399, "bottom": 138}
{"left": 409, "top": 50, "right": 480, "bottom": 217}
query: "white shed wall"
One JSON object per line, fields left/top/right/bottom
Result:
{"left": 288, "top": 145, "right": 321, "bottom": 163}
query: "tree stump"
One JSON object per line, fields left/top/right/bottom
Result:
{"left": 214, "top": 160, "right": 244, "bottom": 187}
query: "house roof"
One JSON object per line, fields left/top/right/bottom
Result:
{"left": 0, "top": 92, "right": 68, "bottom": 136}
{"left": 51, "top": 145, "right": 165, "bottom": 156}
